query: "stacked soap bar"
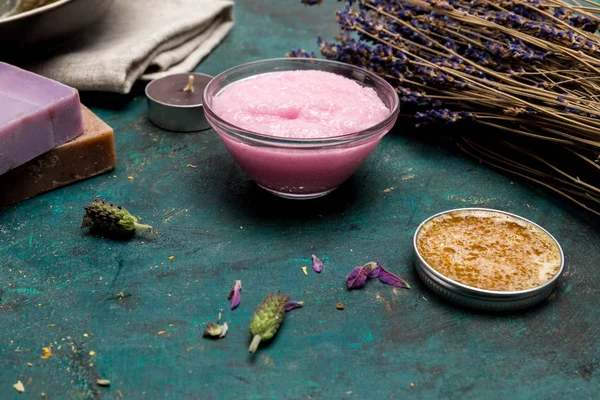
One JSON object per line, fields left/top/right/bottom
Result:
{"left": 0, "top": 105, "right": 116, "bottom": 207}
{"left": 0, "top": 62, "right": 84, "bottom": 175}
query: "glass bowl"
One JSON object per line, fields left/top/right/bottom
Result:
{"left": 203, "top": 58, "right": 400, "bottom": 199}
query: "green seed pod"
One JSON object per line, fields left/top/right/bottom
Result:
{"left": 248, "top": 291, "right": 290, "bottom": 354}
{"left": 82, "top": 199, "right": 152, "bottom": 235}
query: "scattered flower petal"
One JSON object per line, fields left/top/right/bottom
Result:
{"left": 301, "top": 266, "right": 308, "bottom": 276}
{"left": 285, "top": 301, "right": 304, "bottom": 312}
{"left": 311, "top": 254, "right": 323, "bottom": 273}
{"left": 96, "top": 379, "right": 111, "bottom": 387}
{"left": 228, "top": 280, "right": 242, "bottom": 310}
{"left": 203, "top": 322, "right": 228, "bottom": 338}
{"left": 346, "top": 266, "right": 367, "bottom": 289}
{"left": 366, "top": 262, "right": 382, "bottom": 278}
{"left": 379, "top": 268, "right": 411, "bottom": 289}
{"left": 347, "top": 262, "right": 381, "bottom": 289}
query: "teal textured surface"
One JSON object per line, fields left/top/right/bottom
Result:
{"left": 1, "top": 1, "right": 600, "bottom": 399}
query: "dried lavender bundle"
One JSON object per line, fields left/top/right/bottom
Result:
{"left": 294, "top": 0, "right": 600, "bottom": 215}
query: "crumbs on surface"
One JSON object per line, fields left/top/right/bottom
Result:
{"left": 13, "top": 380, "right": 25, "bottom": 393}
{"left": 41, "top": 346, "right": 52, "bottom": 359}
{"left": 96, "top": 379, "right": 111, "bottom": 387}
{"left": 417, "top": 210, "right": 561, "bottom": 291}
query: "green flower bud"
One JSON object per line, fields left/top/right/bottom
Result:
{"left": 81, "top": 199, "right": 152, "bottom": 235}
{"left": 248, "top": 291, "right": 290, "bottom": 354}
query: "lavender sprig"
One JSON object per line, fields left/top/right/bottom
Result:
{"left": 248, "top": 291, "right": 290, "bottom": 354}
{"left": 293, "top": 0, "right": 600, "bottom": 215}
{"left": 81, "top": 199, "right": 152, "bottom": 235}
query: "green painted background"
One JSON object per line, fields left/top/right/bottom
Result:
{"left": 1, "top": 1, "right": 599, "bottom": 399}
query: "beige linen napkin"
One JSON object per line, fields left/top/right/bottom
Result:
{"left": 26, "top": 0, "right": 234, "bottom": 94}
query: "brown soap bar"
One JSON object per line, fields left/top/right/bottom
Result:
{"left": 0, "top": 105, "right": 116, "bottom": 207}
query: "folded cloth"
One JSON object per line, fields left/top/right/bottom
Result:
{"left": 26, "top": 0, "right": 234, "bottom": 94}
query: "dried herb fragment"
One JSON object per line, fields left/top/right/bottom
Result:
{"left": 379, "top": 268, "right": 411, "bottom": 289}
{"left": 367, "top": 262, "right": 382, "bottom": 278}
{"left": 203, "top": 322, "right": 228, "bottom": 339}
{"left": 41, "top": 346, "right": 52, "bottom": 359}
{"left": 81, "top": 199, "right": 152, "bottom": 235}
{"left": 285, "top": 301, "right": 304, "bottom": 312}
{"left": 346, "top": 266, "right": 366, "bottom": 289}
{"left": 311, "top": 254, "right": 323, "bottom": 273}
{"left": 248, "top": 291, "right": 290, "bottom": 354}
{"left": 346, "top": 262, "right": 380, "bottom": 290}
{"left": 228, "top": 280, "right": 242, "bottom": 310}
{"left": 346, "top": 262, "right": 410, "bottom": 290}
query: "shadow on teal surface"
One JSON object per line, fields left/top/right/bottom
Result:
{"left": 1, "top": 1, "right": 600, "bottom": 399}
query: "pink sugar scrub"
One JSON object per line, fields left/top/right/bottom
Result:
{"left": 212, "top": 70, "right": 390, "bottom": 138}
{"left": 208, "top": 69, "right": 397, "bottom": 198}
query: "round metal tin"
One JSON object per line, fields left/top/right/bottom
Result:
{"left": 146, "top": 73, "right": 213, "bottom": 132}
{"left": 413, "top": 208, "right": 565, "bottom": 311}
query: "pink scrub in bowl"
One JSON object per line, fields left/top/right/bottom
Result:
{"left": 203, "top": 58, "right": 400, "bottom": 199}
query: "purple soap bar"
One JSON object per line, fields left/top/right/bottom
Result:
{"left": 0, "top": 62, "right": 83, "bottom": 175}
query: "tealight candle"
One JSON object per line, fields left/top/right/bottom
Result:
{"left": 146, "top": 73, "right": 213, "bottom": 132}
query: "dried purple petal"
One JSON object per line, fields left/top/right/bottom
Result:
{"left": 346, "top": 266, "right": 361, "bottom": 281}
{"left": 347, "top": 261, "right": 410, "bottom": 290}
{"left": 369, "top": 267, "right": 381, "bottom": 278}
{"left": 285, "top": 301, "right": 304, "bottom": 312}
{"left": 203, "top": 322, "right": 228, "bottom": 338}
{"left": 228, "top": 280, "right": 242, "bottom": 310}
{"left": 347, "top": 262, "right": 383, "bottom": 289}
{"left": 379, "top": 268, "right": 411, "bottom": 289}
{"left": 365, "top": 262, "right": 382, "bottom": 278}
{"left": 346, "top": 266, "right": 367, "bottom": 289}
{"left": 311, "top": 254, "right": 323, "bottom": 273}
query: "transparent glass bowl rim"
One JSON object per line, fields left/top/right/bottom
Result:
{"left": 202, "top": 57, "right": 400, "bottom": 147}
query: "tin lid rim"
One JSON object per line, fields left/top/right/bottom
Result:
{"left": 413, "top": 207, "right": 565, "bottom": 298}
